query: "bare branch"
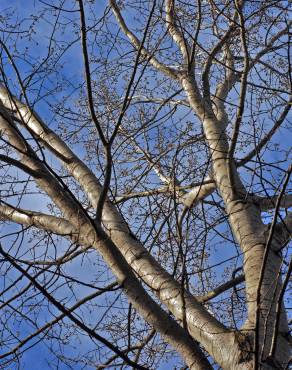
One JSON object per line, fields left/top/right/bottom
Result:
{"left": 165, "top": 0, "right": 190, "bottom": 62}
{"left": 197, "top": 274, "right": 245, "bottom": 303}
{"left": 237, "top": 98, "right": 292, "bottom": 166}
{"left": 0, "top": 202, "right": 76, "bottom": 237}
{"left": 109, "top": 0, "right": 180, "bottom": 79}
{"left": 0, "top": 282, "right": 119, "bottom": 361}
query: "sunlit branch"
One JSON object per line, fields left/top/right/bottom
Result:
{"left": 0, "top": 86, "right": 230, "bottom": 358}
{"left": 202, "top": 15, "right": 237, "bottom": 106}
{"left": 1, "top": 92, "right": 214, "bottom": 369}
{"left": 109, "top": 0, "right": 180, "bottom": 79}
{"left": 115, "top": 177, "right": 215, "bottom": 204}
{"left": 0, "top": 202, "right": 76, "bottom": 237}
{"left": 197, "top": 274, "right": 245, "bottom": 303}
{"left": 165, "top": 0, "right": 191, "bottom": 62}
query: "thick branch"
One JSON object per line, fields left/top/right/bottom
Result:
{"left": 0, "top": 85, "right": 230, "bottom": 365}
{"left": 253, "top": 193, "right": 292, "bottom": 211}
{"left": 0, "top": 92, "right": 213, "bottom": 369}
{"left": 0, "top": 202, "right": 77, "bottom": 237}
{"left": 180, "top": 176, "right": 216, "bottom": 208}
{"left": 213, "top": 47, "right": 238, "bottom": 125}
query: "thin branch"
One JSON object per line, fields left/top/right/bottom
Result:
{"left": 197, "top": 274, "right": 245, "bottom": 303}
{"left": 0, "top": 244, "right": 147, "bottom": 370}
{"left": 109, "top": 0, "right": 179, "bottom": 79}
{"left": 77, "top": 0, "right": 107, "bottom": 145}
{"left": 237, "top": 97, "right": 292, "bottom": 166}
{"left": 0, "top": 282, "right": 118, "bottom": 360}
{"left": 202, "top": 17, "right": 237, "bottom": 106}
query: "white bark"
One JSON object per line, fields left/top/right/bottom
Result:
{"left": 0, "top": 106, "right": 212, "bottom": 369}
{"left": 180, "top": 72, "right": 290, "bottom": 368}
{"left": 0, "top": 86, "right": 241, "bottom": 367}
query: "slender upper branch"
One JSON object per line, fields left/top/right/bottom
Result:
{"left": 109, "top": 0, "right": 180, "bottom": 79}
{"left": 237, "top": 97, "right": 292, "bottom": 166}
{"left": 165, "top": 0, "right": 190, "bottom": 62}
{"left": 197, "top": 274, "right": 245, "bottom": 303}
{"left": 202, "top": 19, "right": 237, "bottom": 107}
{"left": 227, "top": 1, "right": 249, "bottom": 184}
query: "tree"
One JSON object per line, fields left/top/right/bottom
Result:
{"left": 0, "top": 0, "right": 291, "bottom": 368}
